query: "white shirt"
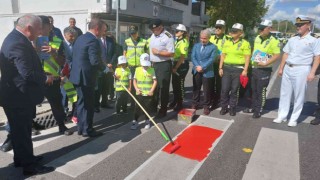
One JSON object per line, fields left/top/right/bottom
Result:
{"left": 283, "top": 32, "right": 320, "bottom": 65}
{"left": 149, "top": 30, "right": 175, "bottom": 62}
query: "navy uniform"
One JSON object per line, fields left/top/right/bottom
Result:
{"left": 149, "top": 19, "right": 175, "bottom": 118}
{"left": 245, "top": 20, "right": 280, "bottom": 118}
{"left": 209, "top": 20, "right": 229, "bottom": 107}
{"left": 273, "top": 15, "right": 320, "bottom": 127}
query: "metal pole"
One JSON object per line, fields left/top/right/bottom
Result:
{"left": 285, "top": 21, "right": 288, "bottom": 34}
{"left": 116, "top": 0, "right": 119, "bottom": 43}
{"left": 277, "top": 21, "right": 280, "bottom": 31}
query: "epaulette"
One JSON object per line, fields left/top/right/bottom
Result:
{"left": 270, "top": 34, "right": 278, "bottom": 40}
{"left": 165, "top": 31, "right": 172, "bottom": 38}
{"left": 311, "top": 33, "right": 319, "bottom": 38}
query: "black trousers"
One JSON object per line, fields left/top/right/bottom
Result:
{"left": 251, "top": 68, "right": 272, "bottom": 112}
{"left": 192, "top": 73, "right": 214, "bottom": 108}
{"left": 220, "top": 66, "right": 242, "bottom": 109}
{"left": 4, "top": 106, "right": 37, "bottom": 167}
{"left": 116, "top": 91, "right": 128, "bottom": 113}
{"left": 94, "top": 73, "right": 112, "bottom": 107}
{"left": 128, "top": 66, "right": 138, "bottom": 106}
{"left": 172, "top": 61, "right": 189, "bottom": 103}
{"left": 212, "top": 60, "right": 222, "bottom": 103}
{"left": 44, "top": 81, "right": 66, "bottom": 126}
{"left": 76, "top": 84, "right": 95, "bottom": 134}
{"left": 134, "top": 96, "right": 153, "bottom": 120}
{"left": 153, "top": 60, "right": 172, "bottom": 110}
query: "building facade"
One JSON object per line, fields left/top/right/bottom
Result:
{"left": 0, "top": 0, "right": 208, "bottom": 47}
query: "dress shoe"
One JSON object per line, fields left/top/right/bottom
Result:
{"left": 32, "top": 121, "right": 45, "bottom": 130}
{"left": 94, "top": 107, "right": 100, "bottom": 113}
{"left": 273, "top": 118, "right": 287, "bottom": 123}
{"left": 310, "top": 118, "right": 320, "bottom": 125}
{"left": 229, "top": 108, "right": 236, "bottom": 116}
{"left": 243, "top": 108, "right": 254, "bottom": 113}
{"left": 82, "top": 130, "right": 103, "bottom": 137}
{"left": 220, "top": 108, "right": 228, "bottom": 115}
{"left": 288, "top": 121, "right": 297, "bottom": 127}
{"left": 59, "top": 125, "right": 73, "bottom": 136}
{"left": 203, "top": 108, "right": 210, "bottom": 115}
{"left": 0, "top": 139, "right": 12, "bottom": 152}
{"left": 23, "top": 165, "right": 55, "bottom": 176}
{"left": 252, "top": 112, "right": 261, "bottom": 119}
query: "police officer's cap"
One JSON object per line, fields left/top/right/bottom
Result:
{"left": 129, "top": 25, "right": 138, "bottom": 34}
{"left": 176, "top": 24, "right": 187, "bottom": 32}
{"left": 258, "top": 19, "right": 272, "bottom": 30}
{"left": 215, "top": 20, "right": 226, "bottom": 28}
{"left": 149, "top": 19, "right": 162, "bottom": 29}
{"left": 230, "top": 23, "right": 243, "bottom": 33}
{"left": 295, "top": 15, "right": 315, "bottom": 25}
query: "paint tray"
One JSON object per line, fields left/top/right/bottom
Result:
{"left": 178, "top": 108, "right": 196, "bottom": 124}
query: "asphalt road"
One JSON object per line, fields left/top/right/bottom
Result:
{"left": 1, "top": 57, "right": 320, "bottom": 180}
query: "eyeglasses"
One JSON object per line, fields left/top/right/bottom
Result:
{"left": 175, "top": 31, "right": 183, "bottom": 33}
{"left": 215, "top": 27, "right": 222, "bottom": 30}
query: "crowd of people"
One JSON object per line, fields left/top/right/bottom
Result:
{"left": 0, "top": 13, "right": 319, "bottom": 176}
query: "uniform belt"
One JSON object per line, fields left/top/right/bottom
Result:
{"left": 224, "top": 63, "right": 244, "bottom": 68}
{"left": 128, "top": 65, "right": 139, "bottom": 67}
{"left": 286, "top": 63, "right": 311, "bottom": 67}
{"left": 152, "top": 60, "right": 171, "bottom": 64}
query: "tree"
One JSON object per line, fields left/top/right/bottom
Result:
{"left": 201, "top": 0, "right": 268, "bottom": 31}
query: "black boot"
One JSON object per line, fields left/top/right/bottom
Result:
{"left": 173, "top": 101, "right": 183, "bottom": 111}
{"left": 168, "top": 101, "right": 176, "bottom": 109}
{"left": 0, "top": 134, "right": 13, "bottom": 152}
{"left": 59, "top": 124, "right": 73, "bottom": 136}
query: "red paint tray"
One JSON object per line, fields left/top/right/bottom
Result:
{"left": 178, "top": 108, "right": 196, "bottom": 124}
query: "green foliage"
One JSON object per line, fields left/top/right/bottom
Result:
{"left": 203, "top": 0, "right": 268, "bottom": 31}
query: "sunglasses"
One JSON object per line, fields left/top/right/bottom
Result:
{"left": 295, "top": 23, "right": 306, "bottom": 27}
{"left": 175, "top": 30, "right": 183, "bottom": 33}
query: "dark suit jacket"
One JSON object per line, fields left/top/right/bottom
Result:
{"left": 69, "top": 32, "right": 104, "bottom": 87}
{"left": 100, "top": 36, "right": 116, "bottom": 65}
{"left": 191, "top": 42, "right": 217, "bottom": 78}
{"left": 0, "top": 29, "right": 47, "bottom": 107}
{"left": 58, "top": 40, "right": 73, "bottom": 66}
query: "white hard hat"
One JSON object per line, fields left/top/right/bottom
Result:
{"left": 176, "top": 24, "right": 187, "bottom": 32}
{"left": 231, "top": 23, "right": 243, "bottom": 31}
{"left": 260, "top": 19, "right": 273, "bottom": 27}
{"left": 140, "top": 53, "right": 151, "bottom": 67}
{"left": 118, "top": 55, "right": 127, "bottom": 65}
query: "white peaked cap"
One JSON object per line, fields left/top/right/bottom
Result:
{"left": 260, "top": 19, "right": 273, "bottom": 27}
{"left": 118, "top": 55, "right": 127, "bottom": 64}
{"left": 232, "top": 23, "right": 243, "bottom": 30}
{"left": 140, "top": 53, "right": 151, "bottom": 67}
{"left": 215, "top": 20, "right": 226, "bottom": 26}
{"left": 176, "top": 24, "right": 187, "bottom": 31}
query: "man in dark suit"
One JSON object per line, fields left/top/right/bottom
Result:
{"left": 69, "top": 18, "right": 106, "bottom": 137}
{"left": 68, "top": 17, "right": 83, "bottom": 37}
{"left": 0, "top": 14, "right": 55, "bottom": 176}
{"left": 94, "top": 23, "right": 115, "bottom": 112}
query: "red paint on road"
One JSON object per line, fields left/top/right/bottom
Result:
{"left": 162, "top": 125, "right": 223, "bottom": 161}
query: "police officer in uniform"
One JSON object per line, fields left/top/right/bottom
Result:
{"left": 273, "top": 15, "right": 320, "bottom": 127}
{"left": 243, "top": 20, "right": 280, "bottom": 118}
{"left": 168, "top": 24, "right": 189, "bottom": 111}
{"left": 123, "top": 25, "right": 148, "bottom": 108}
{"left": 219, "top": 23, "right": 251, "bottom": 116}
{"left": 209, "top": 20, "right": 229, "bottom": 108}
{"left": 149, "top": 19, "right": 175, "bottom": 118}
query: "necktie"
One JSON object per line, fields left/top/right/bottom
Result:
{"left": 201, "top": 45, "right": 205, "bottom": 52}
{"left": 69, "top": 43, "right": 73, "bottom": 52}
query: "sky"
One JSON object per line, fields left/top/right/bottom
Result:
{"left": 265, "top": 0, "right": 320, "bottom": 26}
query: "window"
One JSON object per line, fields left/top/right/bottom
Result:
{"left": 173, "top": 0, "right": 189, "bottom": 5}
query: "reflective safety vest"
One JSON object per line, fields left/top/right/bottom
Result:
{"left": 115, "top": 67, "right": 131, "bottom": 91}
{"left": 63, "top": 80, "right": 77, "bottom": 103}
{"left": 43, "top": 56, "right": 60, "bottom": 76}
{"left": 210, "top": 34, "right": 230, "bottom": 55}
{"left": 135, "top": 67, "right": 154, "bottom": 96}
{"left": 174, "top": 38, "right": 189, "bottom": 61}
{"left": 222, "top": 38, "right": 251, "bottom": 65}
{"left": 125, "top": 38, "right": 147, "bottom": 66}
{"left": 50, "top": 36, "right": 62, "bottom": 49}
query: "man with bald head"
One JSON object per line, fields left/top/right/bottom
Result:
{"left": 0, "top": 14, "right": 55, "bottom": 175}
